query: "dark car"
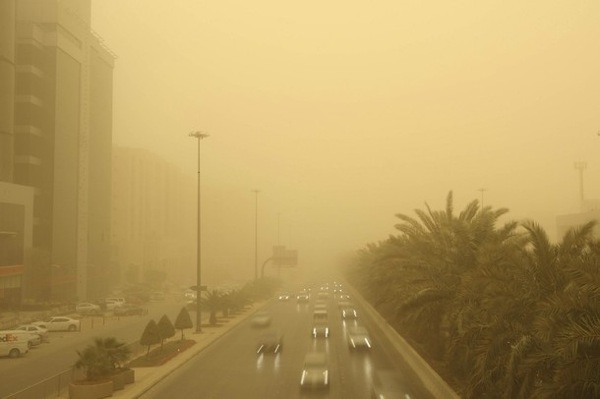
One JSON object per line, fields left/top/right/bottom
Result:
{"left": 347, "top": 326, "right": 372, "bottom": 350}
{"left": 371, "top": 370, "right": 414, "bottom": 399}
{"left": 342, "top": 307, "right": 358, "bottom": 319}
{"left": 300, "top": 352, "right": 329, "bottom": 390}
{"left": 256, "top": 330, "right": 283, "bottom": 354}
{"left": 114, "top": 304, "right": 146, "bottom": 316}
{"left": 296, "top": 293, "right": 310, "bottom": 303}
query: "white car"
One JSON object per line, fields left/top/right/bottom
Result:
{"left": 75, "top": 302, "right": 102, "bottom": 315}
{"left": 33, "top": 317, "right": 80, "bottom": 332}
{"left": 15, "top": 325, "right": 49, "bottom": 343}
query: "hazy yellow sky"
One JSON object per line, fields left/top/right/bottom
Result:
{"left": 92, "top": 1, "right": 600, "bottom": 273}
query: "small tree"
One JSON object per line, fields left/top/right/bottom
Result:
{"left": 174, "top": 307, "right": 193, "bottom": 340}
{"left": 140, "top": 320, "right": 160, "bottom": 357}
{"left": 201, "top": 289, "right": 222, "bottom": 325}
{"left": 157, "top": 314, "right": 175, "bottom": 350}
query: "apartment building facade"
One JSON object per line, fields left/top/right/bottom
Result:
{"left": 0, "top": 0, "right": 116, "bottom": 304}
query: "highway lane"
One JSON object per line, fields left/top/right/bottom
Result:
{"left": 141, "top": 286, "right": 432, "bottom": 399}
{"left": 0, "top": 300, "right": 186, "bottom": 398}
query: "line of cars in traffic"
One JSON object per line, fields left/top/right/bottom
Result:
{"left": 255, "top": 281, "right": 374, "bottom": 392}
{"left": 260, "top": 281, "right": 413, "bottom": 397}
{"left": 1, "top": 297, "right": 146, "bottom": 359}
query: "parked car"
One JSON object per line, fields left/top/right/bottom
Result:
{"left": 0, "top": 330, "right": 40, "bottom": 349}
{"left": 104, "top": 299, "right": 120, "bottom": 311}
{"left": 33, "top": 317, "right": 80, "bottom": 332}
{"left": 114, "top": 304, "right": 146, "bottom": 316}
{"left": 75, "top": 302, "right": 102, "bottom": 315}
{"left": 0, "top": 331, "right": 30, "bottom": 358}
{"left": 300, "top": 352, "right": 329, "bottom": 390}
{"left": 14, "top": 325, "right": 49, "bottom": 343}
{"left": 105, "top": 297, "right": 126, "bottom": 309}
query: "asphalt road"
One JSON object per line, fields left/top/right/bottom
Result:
{"left": 0, "top": 300, "right": 186, "bottom": 398}
{"left": 141, "top": 287, "right": 432, "bottom": 399}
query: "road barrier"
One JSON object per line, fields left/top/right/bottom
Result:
{"left": 348, "top": 284, "right": 461, "bottom": 399}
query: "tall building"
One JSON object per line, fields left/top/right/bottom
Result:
{"left": 9, "top": 0, "right": 115, "bottom": 302}
{"left": 111, "top": 147, "right": 195, "bottom": 287}
{"left": 0, "top": 0, "right": 34, "bottom": 309}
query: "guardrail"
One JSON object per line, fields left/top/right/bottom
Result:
{"left": 3, "top": 341, "right": 144, "bottom": 399}
{"left": 348, "top": 284, "right": 461, "bottom": 399}
{"left": 3, "top": 368, "right": 80, "bottom": 399}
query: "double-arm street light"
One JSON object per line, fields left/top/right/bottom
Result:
{"left": 189, "top": 130, "right": 209, "bottom": 333}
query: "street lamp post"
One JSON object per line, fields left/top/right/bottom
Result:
{"left": 252, "top": 189, "right": 260, "bottom": 280}
{"left": 189, "top": 130, "right": 209, "bottom": 333}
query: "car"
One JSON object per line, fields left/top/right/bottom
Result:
{"left": 338, "top": 300, "right": 352, "bottom": 309}
{"left": 33, "top": 317, "right": 80, "bottom": 332}
{"left": 75, "top": 302, "right": 102, "bottom": 315}
{"left": 370, "top": 370, "right": 414, "bottom": 399}
{"left": 256, "top": 330, "right": 283, "bottom": 354}
{"left": 114, "top": 304, "right": 146, "bottom": 316}
{"left": 105, "top": 297, "right": 126, "bottom": 308}
{"left": 0, "top": 331, "right": 30, "bottom": 358}
{"left": 316, "top": 291, "right": 329, "bottom": 301}
{"left": 313, "top": 309, "right": 328, "bottom": 322}
{"left": 347, "top": 326, "right": 372, "bottom": 350}
{"left": 296, "top": 293, "right": 310, "bottom": 303}
{"left": 251, "top": 311, "right": 271, "bottom": 328}
{"left": 277, "top": 292, "right": 291, "bottom": 301}
{"left": 14, "top": 325, "right": 49, "bottom": 343}
{"left": 104, "top": 299, "right": 121, "bottom": 310}
{"left": 338, "top": 294, "right": 350, "bottom": 301}
{"left": 342, "top": 308, "right": 358, "bottom": 319}
{"left": 312, "top": 322, "right": 329, "bottom": 338}
{"left": 300, "top": 352, "right": 329, "bottom": 390}
{"left": 314, "top": 303, "right": 327, "bottom": 312}
{"left": 0, "top": 330, "right": 40, "bottom": 348}
{"left": 26, "top": 333, "right": 42, "bottom": 347}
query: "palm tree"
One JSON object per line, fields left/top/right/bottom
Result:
{"left": 504, "top": 220, "right": 600, "bottom": 398}
{"left": 392, "top": 192, "right": 515, "bottom": 359}
{"left": 201, "top": 289, "right": 222, "bottom": 325}
{"left": 74, "top": 337, "right": 130, "bottom": 380}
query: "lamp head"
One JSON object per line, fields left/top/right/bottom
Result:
{"left": 189, "top": 130, "right": 209, "bottom": 139}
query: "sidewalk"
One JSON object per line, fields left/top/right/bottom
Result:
{"left": 59, "top": 303, "right": 262, "bottom": 399}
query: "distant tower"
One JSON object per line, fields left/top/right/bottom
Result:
{"left": 574, "top": 162, "right": 587, "bottom": 210}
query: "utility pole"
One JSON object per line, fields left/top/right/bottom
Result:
{"left": 252, "top": 189, "right": 260, "bottom": 280}
{"left": 189, "top": 130, "right": 209, "bottom": 333}
{"left": 574, "top": 161, "right": 587, "bottom": 209}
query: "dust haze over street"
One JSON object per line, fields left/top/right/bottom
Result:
{"left": 91, "top": 1, "right": 600, "bottom": 283}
